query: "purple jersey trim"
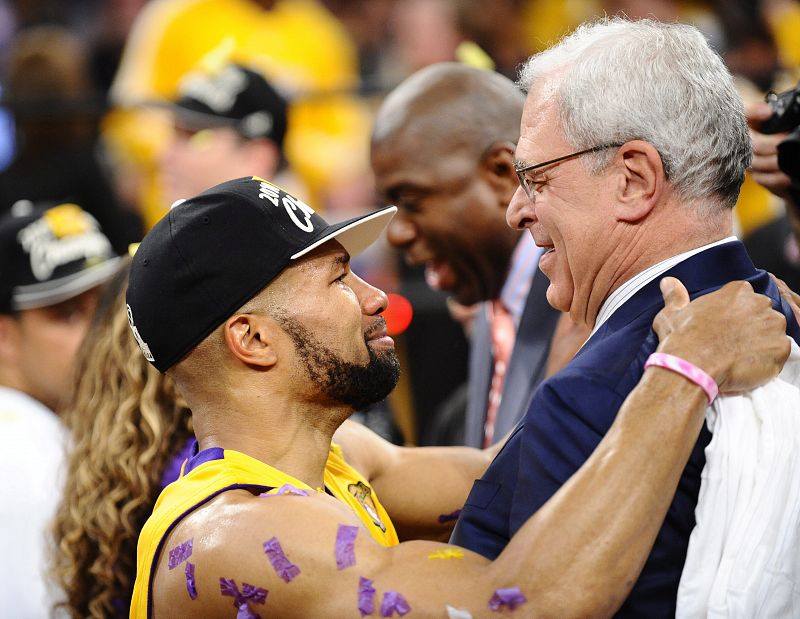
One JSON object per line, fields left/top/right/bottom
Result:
{"left": 183, "top": 446, "right": 225, "bottom": 475}
{"left": 160, "top": 438, "right": 198, "bottom": 489}
{"left": 145, "top": 481, "right": 273, "bottom": 618}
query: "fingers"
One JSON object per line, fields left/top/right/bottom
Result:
{"left": 660, "top": 277, "right": 689, "bottom": 310}
{"left": 746, "top": 104, "right": 792, "bottom": 200}
{"left": 771, "top": 273, "right": 800, "bottom": 326}
{"left": 720, "top": 284, "right": 788, "bottom": 392}
{"left": 750, "top": 170, "right": 792, "bottom": 191}
{"left": 719, "top": 281, "right": 762, "bottom": 320}
{"left": 751, "top": 132, "right": 787, "bottom": 162}
{"left": 652, "top": 278, "right": 686, "bottom": 342}
{"left": 652, "top": 279, "right": 789, "bottom": 393}
{"left": 745, "top": 101, "right": 773, "bottom": 128}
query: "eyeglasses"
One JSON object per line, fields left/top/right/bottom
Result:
{"left": 514, "top": 143, "right": 623, "bottom": 202}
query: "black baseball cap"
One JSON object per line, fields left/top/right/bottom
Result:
{"left": 126, "top": 176, "right": 396, "bottom": 372}
{"left": 0, "top": 200, "right": 120, "bottom": 314}
{"left": 172, "top": 64, "right": 288, "bottom": 148}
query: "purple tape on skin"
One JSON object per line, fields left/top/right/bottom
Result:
{"left": 169, "top": 538, "right": 193, "bottom": 569}
{"left": 236, "top": 601, "right": 261, "bottom": 619}
{"left": 263, "top": 537, "right": 301, "bottom": 582}
{"left": 335, "top": 525, "right": 359, "bottom": 570}
{"left": 241, "top": 583, "right": 268, "bottom": 604}
{"left": 380, "top": 591, "right": 411, "bottom": 617}
{"left": 488, "top": 587, "right": 527, "bottom": 611}
{"left": 185, "top": 562, "right": 198, "bottom": 600}
{"left": 358, "top": 576, "right": 376, "bottom": 616}
{"left": 220, "top": 578, "right": 266, "bottom": 602}
{"left": 259, "top": 483, "right": 311, "bottom": 497}
{"left": 437, "top": 509, "right": 462, "bottom": 524}
{"left": 220, "top": 577, "right": 240, "bottom": 599}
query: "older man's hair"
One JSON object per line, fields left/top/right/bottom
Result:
{"left": 518, "top": 17, "right": 752, "bottom": 212}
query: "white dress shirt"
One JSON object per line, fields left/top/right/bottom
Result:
{"left": 677, "top": 340, "right": 800, "bottom": 618}
{"left": 581, "top": 237, "right": 800, "bottom": 615}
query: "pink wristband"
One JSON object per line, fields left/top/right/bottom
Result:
{"left": 644, "top": 352, "right": 719, "bottom": 404}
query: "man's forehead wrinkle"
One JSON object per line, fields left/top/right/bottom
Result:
{"left": 518, "top": 93, "right": 565, "bottom": 163}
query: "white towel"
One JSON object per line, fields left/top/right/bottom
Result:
{"left": 676, "top": 338, "right": 800, "bottom": 618}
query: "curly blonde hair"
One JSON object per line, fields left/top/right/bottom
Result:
{"left": 52, "top": 261, "right": 193, "bottom": 617}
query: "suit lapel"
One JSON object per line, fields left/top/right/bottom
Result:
{"left": 587, "top": 241, "right": 800, "bottom": 351}
{"left": 464, "top": 303, "right": 493, "bottom": 448}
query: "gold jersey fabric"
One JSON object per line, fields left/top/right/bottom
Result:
{"left": 130, "top": 444, "right": 397, "bottom": 618}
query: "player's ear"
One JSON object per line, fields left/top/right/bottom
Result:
{"left": 223, "top": 312, "right": 278, "bottom": 368}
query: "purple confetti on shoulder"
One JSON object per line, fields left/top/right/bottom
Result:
{"left": 236, "top": 601, "right": 261, "bottom": 619}
{"left": 358, "top": 576, "right": 376, "bottom": 616}
{"left": 259, "top": 483, "right": 311, "bottom": 497}
{"left": 184, "top": 562, "right": 198, "bottom": 600}
{"left": 220, "top": 577, "right": 268, "bottom": 617}
{"left": 488, "top": 587, "right": 527, "bottom": 611}
{"left": 241, "top": 583, "right": 268, "bottom": 604}
{"left": 335, "top": 525, "right": 359, "bottom": 570}
{"left": 234, "top": 601, "right": 261, "bottom": 619}
{"left": 168, "top": 538, "right": 193, "bottom": 569}
{"left": 220, "top": 577, "right": 240, "bottom": 599}
{"left": 380, "top": 591, "right": 411, "bottom": 617}
{"left": 263, "top": 537, "right": 301, "bottom": 582}
{"left": 437, "top": 509, "right": 462, "bottom": 524}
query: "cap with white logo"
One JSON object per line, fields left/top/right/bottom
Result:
{"left": 0, "top": 201, "right": 120, "bottom": 313}
{"left": 172, "top": 64, "right": 288, "bottom": 148}
{"left": 126, "top": 176, "right": 396, "bottom": 372}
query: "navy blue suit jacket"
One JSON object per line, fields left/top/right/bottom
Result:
{"left": 451, "top": 241, "right": 800, "bottom": 616}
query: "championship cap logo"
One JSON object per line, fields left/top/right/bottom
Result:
{"left": 17, "top": 203, "right": 113, "bottom": 281}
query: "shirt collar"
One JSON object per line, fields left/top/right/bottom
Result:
{"left": 499, "top": 233, "right": 542, "bottom": 327}
{"left": 589, "top": 236, "right": 739, "bottom": 338}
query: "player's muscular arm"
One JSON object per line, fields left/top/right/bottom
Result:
{"left": 157, "top": 415, "right": 718, "bottom": 619}
{"left": 334, "top": 419, "right": 493, "bottom": 541}
{"left": 152, "top": 279, "right": 789, "bottom": 617}
{"left": 150, "top": 371, "right": 740, "bottom": 617}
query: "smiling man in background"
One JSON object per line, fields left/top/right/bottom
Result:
{"left": 371, "top": 63, "right": 564, "bottom": 448}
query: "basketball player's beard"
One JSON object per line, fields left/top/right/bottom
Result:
{"left": 275, "top": 315, "right": 401, "bottom": 411}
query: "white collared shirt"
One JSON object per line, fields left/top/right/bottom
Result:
{"left": 499, "top": 233, "right": 543, "bottom": 329}
{"left": 589, "top": 236, "right": 738, "bottom": 339}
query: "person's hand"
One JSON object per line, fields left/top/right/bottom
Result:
{"left": 652, "top": 277, "right": 789, "bottom": 394}
{"left": 771, "top": 273, "right": 800, "bottom": 326}
{"left": 747, "top": 101, "right": 794, "bottom": 203}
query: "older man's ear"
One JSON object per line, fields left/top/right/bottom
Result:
{"left": 613, "top": 140, "right": 666, "bottom": 223}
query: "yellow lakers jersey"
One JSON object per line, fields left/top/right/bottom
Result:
{"left": 130, "top": 443, "right": 397, "bottom": 618}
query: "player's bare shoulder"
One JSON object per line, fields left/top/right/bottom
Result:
{"left": 151, "top": 486, "right": 379, "bottom": 618}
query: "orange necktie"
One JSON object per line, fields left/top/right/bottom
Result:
{"left": 483, "top": 300, "right": 515, "bottom": 447}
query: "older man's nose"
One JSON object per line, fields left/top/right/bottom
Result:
{"left": 506, "top": 185, "right": 537, "bottom": 230}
